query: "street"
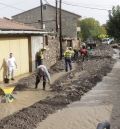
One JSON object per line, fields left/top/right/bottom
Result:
{"left": 36, "top": 50, "right": 120, "bottom": 129}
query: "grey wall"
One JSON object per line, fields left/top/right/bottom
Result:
{"left": 12, "top": 5, "right": 80, "bottom": 39}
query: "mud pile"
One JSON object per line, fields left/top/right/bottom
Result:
{"left": 14, "top": 60, "right": 65, "bottom": 91}
{"left": 49, "top": 59, "right": 65, "bottom": 74}
{"left": 0, "top": 45, "right": 115, "bottom": 129}
{"left": 14, "top": 74, "right": 36, "bottom": 91}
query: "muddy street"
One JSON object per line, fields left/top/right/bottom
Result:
{"left": 0, "top": 90, "right": 53, "bottom": 120}
{"left": 36, "top": 50, "right": 120, "bottom": 129}
{"left": 0, "top": 45, "right": 115, "bottom": 129}
{"left": 0, "top": 65, "right": 74, "bottom": 120}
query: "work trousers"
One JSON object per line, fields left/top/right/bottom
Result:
{"left": 65, "top": 58, "right": 72, "bottom": 72}
{"left": 8, "top": 66, "right": 14, "bottom": 79}
{"left": 35, "top": 75, "right": 46, "bottom": 90}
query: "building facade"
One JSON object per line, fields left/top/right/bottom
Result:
{"left": 12, "top": 4, "right": 81, "bottom": 49}
{"left": 0, "top": 18, "right": 46, "bottom": 81}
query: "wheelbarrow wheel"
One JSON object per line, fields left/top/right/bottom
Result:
{"left": 97, "top": 121, "right": 110, "bottom": 129}
{"left": 5, "top": 94, "right": 14, "bottom": 103}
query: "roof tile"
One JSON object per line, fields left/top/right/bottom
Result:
{"left": 0, "top": 18, "right": 39, "bottom": 31}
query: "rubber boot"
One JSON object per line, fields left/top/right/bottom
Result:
{"left": 35, "top": 81, "right": 38, "bottom": 89}
{"left": 35, "top": 75, "right": 40, "bottom": 89}
{"left": 43, "top": 81, "right": 46, "bottom": 90}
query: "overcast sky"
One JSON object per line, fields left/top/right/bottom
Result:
{"left": 0, "top": 0, "right": 119, "bottom": 24}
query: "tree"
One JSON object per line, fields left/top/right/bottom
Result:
{"left": 107, "top": 5, "right": 120, "bottom": 41}
{"left": 78, "top": 18, "right": 106, "bottom": 41}
{"left": 98, "top": 26, "right": 108, "bottom": 40}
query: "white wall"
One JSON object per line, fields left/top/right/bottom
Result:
{"left": 31, "top": 36, "right": 43, "bottom": 71}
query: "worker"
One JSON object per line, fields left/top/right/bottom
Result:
{"left": 7, "top": 53, "right": 17, "bottom": 80}
{"left": 80, "top": 45, "right": 88, "bottom": 61}
{"left": 36, "top": 49, "right": 44, "bottom": 67}
{"left": 73, "top": 49, "right": 79, "bottom": 61}
{"left": 64, "top": 47, "right": 72, "bottom": 72}
{"left": 35, "top": 65, "right": 51, "bottom": 90}
{"left": 69, "top": 47, "right": 75, "bottom": 62}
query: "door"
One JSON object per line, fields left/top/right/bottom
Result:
{"left": 0, "top": 37, "right": 29, "bottom": 81}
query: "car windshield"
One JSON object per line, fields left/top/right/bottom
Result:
{"left": 102, "top": 39, "right": 109, "bottom": 42}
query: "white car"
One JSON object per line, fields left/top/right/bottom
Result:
{"left": 102, "top": 38, "right": 114, "bottom": 44}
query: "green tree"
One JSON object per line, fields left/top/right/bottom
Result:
{"left": 98, "top": 26, "right": 108, "bottom": 39}
{"left": 107, "top": 5, "right": 120, "bottom": 40}
{"left": 78, "top": 18, "right": 106, "bottom": 41}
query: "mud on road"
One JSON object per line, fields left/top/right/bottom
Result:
{"left": 0, "top": 45, "right": 115, "bottom": 129}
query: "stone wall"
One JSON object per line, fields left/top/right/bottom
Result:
{"left": 30, "top": 36, "right": 79, "bottom": 70}
{"left": 62, "top": 39, "right": 80, "bottom": 53}
{"left": 72, "top": 39, "right": 80, "bottom": 49}
{"left": 43, "top": 36, "right": 60, "bottom": 68}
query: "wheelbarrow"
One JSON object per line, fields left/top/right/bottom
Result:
{"left": 0, "top": 86, "right": 15, "bottom": 103}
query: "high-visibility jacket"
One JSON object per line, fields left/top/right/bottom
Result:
{"left": 39, "top": 51, "right": 44, "bottom": 59}
{"left": 70, "top": 50, "right": 75, "bottom": 57}
{"left": 64, "top": 50, "right": 72, "bottom": 58}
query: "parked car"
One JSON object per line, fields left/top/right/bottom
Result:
{"left": 102, "top": 38, "right": 114, "bottom": 44}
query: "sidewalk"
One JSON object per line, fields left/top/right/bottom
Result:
{"left": 0, "top": 73, "right": 31, "bottom": 87}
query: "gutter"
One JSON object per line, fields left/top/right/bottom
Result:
{"left": 0, "top": 30, "right": 54, "bottom": 35}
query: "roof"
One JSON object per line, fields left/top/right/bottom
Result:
{"left": 12, "top": 4, "right": 81, "bottom": 18}
{"left": 47, "top": 4, "right": 81, "bottom": 18}
{"left": 0, "top": 18, "right": 41, "bottom": 31}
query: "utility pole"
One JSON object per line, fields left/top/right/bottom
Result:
{"left": 56, "top": 0, "right": 58, "bottom": 33}
{"left": 59, "top": 0, "right": 63, "bottom": 59}
{"left": 40, "top": 0, "right": 43, "bottom": 29}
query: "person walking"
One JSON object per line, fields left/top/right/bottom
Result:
{"left": 64, "top": 47, "right": 72, "bottom": 72}
{"left": 69, "top": 47, "right": 75, "bottom": 62}
{"left": 35, "top": 65, "right": 51, "bottom": 90}
{"left": 80, "top": 45, "right": 88, "bottom": 62}
{"left": 74, "top": 49, "right": 79, "bottom": 61}
{"left": 7, "top": 53, "right": 17, "bottom": 80}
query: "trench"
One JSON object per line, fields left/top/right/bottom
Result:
{"left": 36, "top": 49, "right": 120, "bottom": 129}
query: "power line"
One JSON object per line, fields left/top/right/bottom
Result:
{"left": 0, "top": 1, "right": 25, "bottom": 11}
{"left": 62, "top": 0, "right": 113, "bottom": 8}
{"left": 0, "top": 0, "right": 111, "bottom": 12}
{"left": 48, "top": 0, "right": 110, "bottom": 11}
{"left": 43, "top": 0, "right": 51, "bottom": 5}
{"left": 61, "top": 1, "right": 109, "bottom": 11}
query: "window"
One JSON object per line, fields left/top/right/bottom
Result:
{"left": 43, "top": 24, "right": 46, "bottom": 29}
{"left": 45, "top": 35, "right": 48, "bottom": 45}
{"left": 67, "top": 40, "right": 72, "bottom": 47}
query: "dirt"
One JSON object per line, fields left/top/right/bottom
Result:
{"left": 13, "top": 60, "right": 65, "bottom": 91}
{"left": 0, "top": 45, "right": 115, "bottom": 129}
{"left": 36, "top": 49, "right": 120, "bottom": 129}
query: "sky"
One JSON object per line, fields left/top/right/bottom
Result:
{"left": 0, "top": 0, "right": 119, "bottom": 25}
